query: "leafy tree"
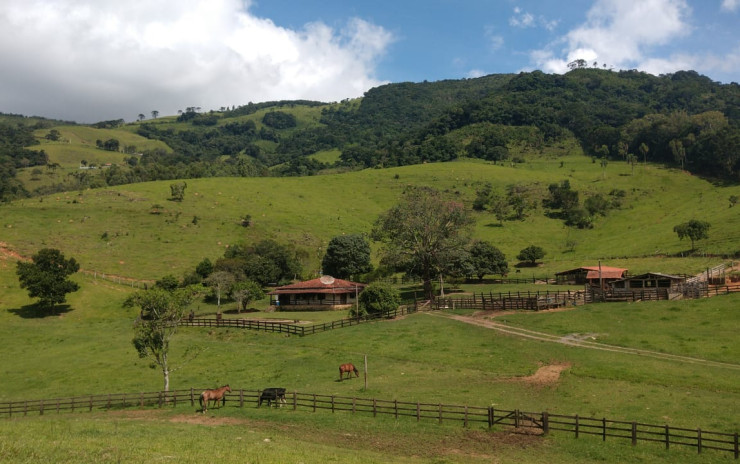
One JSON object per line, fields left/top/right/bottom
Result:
{"left": 673, "top": 219, "right": 711, "bottom": 251}
{"left": 371, "top": 186, "right": 473, "bottom": 300}
{"left": 151, "top": 110, "right": 159, "bottom": 119}
{"left": 16, "top": 248, "right": 80, "bottom": 312}
{"left": 468, "top": 241, "right": 508, "bottom": 281}
{"left": 262, "top": 111, "right": 297, "bottom": 129}
{"left": 230, "top": 280, "right": 265, "bottom": 312}
{"left": 154, "top": 274, "right": 180, "bottom": 292}
{"left": 204, "top": 271, "right": 235, "bottom": 309}
{"left": 169, "top": 181, "right": 187, "bottom": 202}
{"left": 125, "top": 287, "right": 200, "bottom": 391}
{"left": 321, "top": 234, "right": 374, "bottom": 279}
{"left": 516, "top": 245, "right": 546, "bottom": 265}
{"left": 195, "top": 258, "right": 213, "bottom": 279}
{"left": 355, "top": 282, "right": 400, "bottom": 317}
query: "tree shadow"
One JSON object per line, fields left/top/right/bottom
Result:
{"left": 8, "top": 303, "right": 73, "bottom": 319}
{"left": 484, "top": 222, "right": 504, "bottom": 228}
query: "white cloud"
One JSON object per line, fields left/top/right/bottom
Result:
{"left": 530, "top": 0, "right": 692, "bottom": 74}
{"left": 0, "top": 0, "right": 394, "bottom": 122}
{"left": 509, "top": 8, "right": 535, "bottom": 28}
{"left": 721, "top": 0, "right": 740, "bottom": 11}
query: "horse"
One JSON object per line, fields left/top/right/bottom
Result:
{"left": 258, "top": 387, "right": 287, "bottom": 407}
{"left": 199, "top": 385, "right": 231, "bottom": 413}
{"left": 339, "top": 363, "right": 359, "bottom": 381}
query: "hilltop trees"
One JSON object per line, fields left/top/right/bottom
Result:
{"left": 321, "top": 234, "right": 373, "bottom": 279}
{"left": 372, "top": 186, "right": 473, "bottom": 300}
{"left": 16, "top": 248, "right": 80, "bottom": 313}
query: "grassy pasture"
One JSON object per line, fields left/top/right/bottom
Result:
{"left": 2, "top": 157, "right": 738, "bottom": 281}
{"left": 0, "top": 261, "right": 738, "bottom": 462}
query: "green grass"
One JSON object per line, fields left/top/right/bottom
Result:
{"left": 1, "top": 262, "right": 739, "bottom": 462}
{"left": 3, "top": 158, "right": 739, "bottom": 280}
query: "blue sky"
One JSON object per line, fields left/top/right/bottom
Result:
{"left": 0, "top": 0, "right": 738, "bottom": 122}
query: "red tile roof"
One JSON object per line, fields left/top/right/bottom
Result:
{"left": 556, "top": 266, "right": 628, "bottom": 280}
{"left": 269, "top": 276, "right": 366, "bottom": 295}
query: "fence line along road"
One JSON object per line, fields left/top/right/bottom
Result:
{"left": 1, "top": 388, "right": 737, "bottom": 459}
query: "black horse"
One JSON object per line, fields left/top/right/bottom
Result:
{"left": 258, "top": 387, "right": 287, "bottom": 407}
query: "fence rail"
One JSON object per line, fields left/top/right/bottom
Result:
{"left": 179, "top": 306, "right": 416, "bottom": 336}
{"left": 1, "top": 388, "right": 737, "bottom": 459}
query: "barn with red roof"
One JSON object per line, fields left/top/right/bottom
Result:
{"left": 555, "top": 265, "right": 628, "bottom": 288}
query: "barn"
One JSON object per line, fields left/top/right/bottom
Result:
{"left": 555, "top": 265, "right": 628, "bottom": 288}
{"left": 269, "top": 275, "right": 366, "bottom": 311}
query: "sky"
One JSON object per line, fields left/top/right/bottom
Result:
{"left": 0, "top": 0, "right": 738, "bottom": 123}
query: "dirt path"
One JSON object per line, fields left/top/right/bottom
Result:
{"left": 428, "top": 312, "right": 740, "bottom": 370}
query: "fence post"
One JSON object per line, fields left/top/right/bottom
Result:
{"left": 515, "top": 409, "right": 519, "bottom": 428}
{"left": 190, "top": 388, "right": 194, "bottom": 407}
{"left": 603, "top": 418, "right": 607, "bottom": 441}
{"left": 40, "top": 399, "right": 44, "bottom": 416}
{"left": 89, "top": 395, "right": 93, "bottom": 412}
{"left": 665, "top": 425, "right": 670, "bottom": 450}
{"left": 313, "top": 394, "right": 316, "bottom": 412}
{"left": 331, "top": 396, "right": 335, "bottom": 413}
{"left": 488, "top": 407, "right": 493, "bottom": 429}
{"left": 697, "top": 428, "right": 702, "bottom": 454}
{"left": 464, "top": 406, "right": 468, "bottom": 428}
{"left": 293, "top": 391, "right": 297, "bottom": 410}
{"left": 542, "top": 411, "right": 549, "bottom": 435}
{"left": 395, "top": 400, "right": 398, "bottom": 420}
{"left": 373, "top": 399, "right": 377, "bottom": 417}
{"left": 575, "top": 414, "right": 579, "bottom": 438}
{"left": 438, "top": 403, "right": 442, "bottom": 424}
{"left": 239, "top": 390, "right": 244, "bottom": 408}
{"left": 417, "top": 402, "right": 420, "bottom": 422}
{"left": 631, "top": 422, "right": 637, "bottom": 446}
{"left": 733, "top": 432, "right": 738, "bottom": 459}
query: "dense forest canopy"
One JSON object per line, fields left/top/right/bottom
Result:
{"left": 1, "top": 69, "right": 739, "bottom": 201}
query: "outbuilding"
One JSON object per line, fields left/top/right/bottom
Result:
{"left": 555, "top": 265, "right": 628, "bottom": 288}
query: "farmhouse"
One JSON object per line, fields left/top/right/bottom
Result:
{"left": 269, "top": 275, "right": 366, "bottom": 310}
{"left": 555, "top": 265, "right": 628, "bottom": 288}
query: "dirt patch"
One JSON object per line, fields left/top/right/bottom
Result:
{"left": 0, "top": 242, "right": 27, "bottom": 262}
{"left": 508, "top": 362, "right": 572, "bottom": 387}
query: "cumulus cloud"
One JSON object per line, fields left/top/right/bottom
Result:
{"left": 721, "top": 0, "right": 740, "bottom": 11}
{"left": 530, "top": 0, "right": 691, "bottom": 74}
{"left": 0, "top": 0, "right": 394, "bottom": 122}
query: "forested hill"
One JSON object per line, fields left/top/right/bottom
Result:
{"left": 1, "top": 69, "right": 739, "bottom": 201}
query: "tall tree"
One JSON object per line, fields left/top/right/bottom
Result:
{"left": 205, "top": 271, "right": 235, "bottom": 310}
{"left": 517, "top": 245, "right": 546, "bottom": 265}
{"left": 371, "top": 186, "right": 473, "bottom": 300}
{"left": 468, "top": 241, "right": 508, "bottom": 281}
{"left": 16, "top": 248, "right": 80, "bottom": 313}
{"left": 230, "top": 280, "right": 264, "bottom": 313}
{"left": 321, "top": 234, "right": 374, "bottom": 279}
{"left": 673, "top": 219, "right": 711, "bottom": 251}
{"left": 125, "top": 287, "right": 199, "bottom": 391}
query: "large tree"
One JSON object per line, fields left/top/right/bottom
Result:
{"left": 230, "top": 280, "right": 265, "bottom": 312}
{"left": 16, "top": 248, "right": 80, "bottom": 312}
{"left": 517, "top": 245, "right": 546, "bottom": 266}
{"left": 673, "top": 219, "right": 711, "bottom": 251}
{"left": 371, "top": 186, "right": 473, "bottom": 300}
{"left": 468, "top": 241, "right": 508, "bottom": 281}
{"left": 125, "top": 287, "right": 199, "bottom": 391}
{"left": 321, "top": 234, "right": 374, "bottom": 279}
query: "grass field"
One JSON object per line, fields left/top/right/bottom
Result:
{"left": 0, "top": 259, "right": 738, "bottom": 462}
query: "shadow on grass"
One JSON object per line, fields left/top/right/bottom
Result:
{"left": 8, "top": 303, "right": 73, "bottom": 318}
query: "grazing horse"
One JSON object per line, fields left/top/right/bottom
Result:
{"left": 199, "top": 385, "right": 231, "bottom": 413}
{"left": 259, "top": 387, "right": 287, "bottom": 407}
{"left": 339, "top": 363, "right": 359, "bottom": 381}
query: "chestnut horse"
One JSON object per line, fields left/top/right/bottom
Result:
{"left": 199, "top": 385, "right": 231, "bottom": 413}
{"left": 339, "top": 363, "right": 359, "bottom": 381}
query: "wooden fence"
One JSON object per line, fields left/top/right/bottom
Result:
{"left": 1, "top": 388, "right": 737, "bottom": 459}
{"left": 431, "top": 290, "right": 589, "bottom": 311}
{"left": 179, "top": 306, "right": 416, "bottom": 336}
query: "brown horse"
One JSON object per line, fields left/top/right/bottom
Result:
{"left": 339, "top": 363, "right": 359, "bottom": 381}
{"left": 199, "top": 385, "right": 231, "bottom": 413}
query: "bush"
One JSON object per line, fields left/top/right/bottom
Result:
{"left": 354, "top": 283, "right": 400, "bottom": 317}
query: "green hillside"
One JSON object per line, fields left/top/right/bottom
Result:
{"left": 1, "top": 156, "right": 737, "bottom": 280}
